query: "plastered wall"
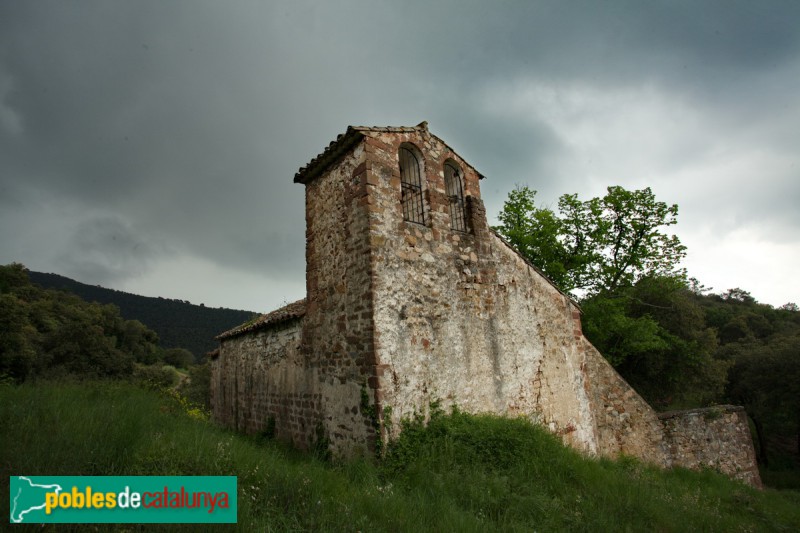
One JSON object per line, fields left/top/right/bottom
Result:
{"left": 211, "top": 124, "right": 761, "bottom": 487}
{"left": 358, "top": 127, "right": 675, "bottom": 461}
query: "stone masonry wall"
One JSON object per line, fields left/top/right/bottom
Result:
{"left": 351, "top": 125, "right": 757, "bottom": 483}
{"left": 581, "top": 338, "right": 669, "bottom": 465}
{"left": 302, "top": 142, "right": 379, "bottom": 456}
{"left": 211, "top": 123, "right": 760, "bottom": 487}
{"left": 359, "top": 126, "right": 602, "bottom": 453}
{"left": 660, "top": 406, "right": 762, "bottom": 487}
{"left": 210, "top": 318, "right": 319, "bottom": 447}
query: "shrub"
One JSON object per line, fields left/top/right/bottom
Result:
{"left": 133, "top": 363, "right": 179, "bottom": 389}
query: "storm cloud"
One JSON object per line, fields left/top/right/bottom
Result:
{"left": 1, "top": 0, "right": 798, "bottom": 310}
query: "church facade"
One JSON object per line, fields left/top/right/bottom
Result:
{"left": 210, "top": 123, "right": 760, "bottom": 486}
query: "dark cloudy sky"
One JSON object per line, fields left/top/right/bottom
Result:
{"left": 2, "top": 1, "right": 798, "bottom": 312}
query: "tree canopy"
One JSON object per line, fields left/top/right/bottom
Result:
{"left": 494, "top": 185, "right": 686, "bottom": 295}
{"left": 494, "top": 185, "right": 718, "bottom": 405}
{"left": 0, "top": 263, "right": 161, "bottom": 381}
{"left": 28, "top": 271, "right": 256, "bottom": 361}
{"left": 580, "top": 275, "right": 727, "bottom": 408}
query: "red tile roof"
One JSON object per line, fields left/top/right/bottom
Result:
{"left": 216, "top": 299, "right": 306, "bottom": 340}
{"left": 294, "top": 122, "right": 485, "bottom": 185}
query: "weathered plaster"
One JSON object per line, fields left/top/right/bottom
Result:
{"left": 210, "top": 123, "right": 761, "bottom": 487}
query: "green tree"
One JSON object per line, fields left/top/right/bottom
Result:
{"left": 494, "top": 187, "right": 576, "bottom": 290}
{"left": 495, "top": 187, "right": 726, "bottom": 409}
{"left": 494, "top": 185, "right": 686, "bottom": 295}
{"left": 709, "top": 294, "right": 800, "bottom": 463}
{"left": 162, "top": 347, "right": 194, "bottom": 369}
{"left": 180, "top": 361, "right": 212, "bottom": 409}
{"left": 581, "top": 275, "right": 727, "bottom": 408}
{"left": 118, "top": 319, "right": 161, "bottom": 364}
{"left": 0, "top": 263, "right": 161, "bottom": 381}
{"left": 724, "top": 332, "right": 800, "bottom": 461}
{"left": 0, "top": 263, "right": 30, "bottom": 293}
{"left": 0, "top": 293, "right": 38, "bottom": 381}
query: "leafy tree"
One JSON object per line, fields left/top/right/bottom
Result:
{"left": 0, "top": 263, "right": 30, "bottom": 293}
{"left": 721, "top": 287, "right": 757, "bottom": 304}
{"left": 724, "top": 332, "right": 800, "bottom": 460}
{"left": 118, "top": 319, "right": 161, "bottom": 364}
{"left": 0, "top": 293, "right": 38, "bottom": 380}
{"left": 495, "top": 184, "right": 799, "bottom": 472}
{"left": 0, "top": 263, "right": 164, "bottom": 381}
{"left": 581, "top": 275, "right": 727, "bottom": 408}
{"left": 494, "top": 187, "right": 576, "bottom": 290}
{"left": 496, "top": 186, "right": 700, "bottom": 407}
{"left": 163, "top": 347, "right": 194, "bottom": 369}
{"left": 707, "top": 294, "right": 800, "bottom": 463}
{"left": 133, "top": 363, "right": 180, "bottom": 389}
{"left": 494, "top": 185, "right": 686, "bottom": 295}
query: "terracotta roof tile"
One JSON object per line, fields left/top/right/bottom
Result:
{"left": 216, "top": 299, "right": 306, "bottom": 340}
{"left": 294, "top": 122, "right": 485, "bottom": 185}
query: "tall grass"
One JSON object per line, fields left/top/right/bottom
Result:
{"left": 2, "top": 380, "right": 799, "bottom": 531}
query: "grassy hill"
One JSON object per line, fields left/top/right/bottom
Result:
{"left": 28, "top": 271, "right": 257, "bottom": 361}
{"left": 2, "top": 380, "right": 798, "bottom": 532}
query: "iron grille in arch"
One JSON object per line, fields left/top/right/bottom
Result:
{"left": 445, "top": 162, "right": 468, "bottom": 232}
{"left": 399, "top": 147, "right": 426, "bottom": 224}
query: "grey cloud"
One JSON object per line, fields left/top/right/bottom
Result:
{"left": 55, "top": 215, "right": 167, "bottom": 285}
{"left": 0, "top": 0, "right": 798, "bottom": 307}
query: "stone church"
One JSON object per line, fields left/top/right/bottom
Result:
{"left": 210, "top": 122, "right": 760, "bottom": 486}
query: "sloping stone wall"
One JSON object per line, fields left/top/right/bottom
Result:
{"left": 356, "top": 126, "right": 680, "bottom": 461}
{"left": 660, "top": 406, "right": 762, "bottom": 487}
{"left": 582, "top": 338, "right": 669, "bottom": 466}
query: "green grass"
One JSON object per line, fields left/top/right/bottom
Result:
{"left": 2, "top": 381, "right": 799, "bottom": 532}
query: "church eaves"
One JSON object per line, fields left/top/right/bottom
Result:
{"left": 293, "top": 122, "right": 485, "bottom": 185}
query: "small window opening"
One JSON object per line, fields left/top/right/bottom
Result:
{"left": 399, "top": 146, "right": 426, "bottom": 224}
{"left": 445, "top": 162, "right": 467, "bottom": 232}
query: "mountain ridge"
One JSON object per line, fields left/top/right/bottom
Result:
{"left": 28, "top": 271, "right": 257, "bottom": 361}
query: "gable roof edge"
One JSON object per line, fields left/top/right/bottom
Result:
{"left": 216, "top": 299, "right": 307, "bottom": 340}
{"left": 294, "top": 127, "right": 365, "bottom": 185}
{"left": 294, "top": 122, "right": 486, "bottom": 185}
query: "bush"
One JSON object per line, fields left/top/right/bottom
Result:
{"left": 178, "top": 362, "right": 211, "bottom": 409}
{"left": 133, "top": 363, "right": 179, "bottom": 389}
{"left": 0, "top": 263, "right": 160, "bottom": 381}
{"left": 162, "top": 347, "right": 194, "bottom": 369}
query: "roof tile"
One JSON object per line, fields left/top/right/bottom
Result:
{"left": 294, "top": 122, "right": 484, "bottom": 184}
{"left": 217, "top": 299, "right": 306, "bottom": 340}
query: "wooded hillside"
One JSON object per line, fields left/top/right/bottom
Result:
{"left": 28, "top": 270, "right": 257, "bottom": 361}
